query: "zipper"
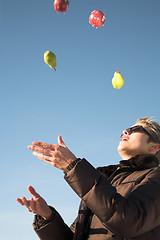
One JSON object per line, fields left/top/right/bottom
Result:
{"left": 108, "top": 166, "right": 131, "bottom": 183}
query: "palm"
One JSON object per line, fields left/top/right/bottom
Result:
{"left": 34, "top": 195, "right": 50, "bottom": 216}
{"left": 16, "top": 186, "right": 52, "bottom": 219}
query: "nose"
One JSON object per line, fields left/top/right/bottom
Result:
{"left": 123, "top": 129, "right": 129, "bottom": 135}
{"left": 121, "top": 129, "right": 129, "bottom": 138}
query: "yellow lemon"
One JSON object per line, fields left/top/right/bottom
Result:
{"left": 44, "top": 51, "right": 57, "bottom": 71}
{"left": 112, "top": 70, "right": 124, "bottom": 89}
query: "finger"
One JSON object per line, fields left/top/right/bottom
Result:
{"left": 27, "top": 145, "right": 52, "bottom": 156}
{"left": 31, "top": 142, "right": 55, "bottom": 150}
{"left": 29, "top": 198, "right": 36, "bottom": 213}
{"left": 27, "top": 185, "right": 40, "bottom": 198}
{"left": 21, "top": 197, "right": 30, "bottom": 210}
{"left": 58, "top": 135, "right": 68, "bottom": 149}
{"left": 32, "top": 152, "right": 52, "bottom": 162}
{"left": 16, "top": 198, "right": 24, "bottom": 205}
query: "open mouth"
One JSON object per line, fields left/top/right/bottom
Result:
{"left": 120, "top": 137, "right": 129, "bottom": 141}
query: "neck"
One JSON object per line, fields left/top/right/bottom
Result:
{"left": 120, "top": 153, "right": 136, "bottom": 160}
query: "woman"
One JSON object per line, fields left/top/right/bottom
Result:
{"left": 17, "top": 117, "right": 160, "bottom": 239}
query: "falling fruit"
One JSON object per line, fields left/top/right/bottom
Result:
{"left": 89, "top": 10, "right": 106, "bottom": 28}
{"left": 54, "top": 0, "right": 69, "bottom": 13}
{"left": 112, "top": 70, "right": 124, "bottom": 89}
{"left": 44, "top": 51, "right": 57, "bottom": 71}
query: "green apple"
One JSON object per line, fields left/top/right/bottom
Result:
{"left": 44, "top": 51, "right": 57, "bottom": 71}
{"left": 112, "top": 70, "right": 124, "bottom": 89}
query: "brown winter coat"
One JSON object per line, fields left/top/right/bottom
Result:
{"left": 33, "top": 154, "right": 160, "bottom": 240}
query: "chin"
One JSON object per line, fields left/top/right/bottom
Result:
{"left": 118, "top": 147, "right": 131, "bottom": 160}
{"left": 117, "top": 149, "right": 124, "bottom": 159}
{"left": 117, "top": 145, "right": 124, "bottom": 154}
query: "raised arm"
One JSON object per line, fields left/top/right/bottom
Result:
{"left": 16, "top": 185, "right": 74, "bottom": 240}
{"left": 27, "top": 135, "right": 77, "bottom": 170}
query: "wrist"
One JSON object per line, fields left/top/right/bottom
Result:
{"left": 65, "top": 158, "right": 81, "bottom": 171}
{"left": 42, "top": 208, "right": 53, "bottom": 220}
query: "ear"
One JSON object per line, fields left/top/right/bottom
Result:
{"left": 149, "top": 144, "right": 160, "bottom": 154}
{"left": 155, "top": 144, "right": 160, "bottom": 152}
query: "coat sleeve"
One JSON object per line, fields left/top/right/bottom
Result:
{"left": 64, "top": 158, "right": 160, "bottom": 238}
{"left": 33, "top": 207, "right": 74, "bottom": 240}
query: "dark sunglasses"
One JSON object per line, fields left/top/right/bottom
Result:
{"left": 121, "top": 125, "right": 154, "bottom": 140}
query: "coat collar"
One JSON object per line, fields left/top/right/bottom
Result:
{"left": 119, "top": 154, "right": 159, "bottom": 170}
{"left": 97, "top": 154, "right": 159, "bottom": 179}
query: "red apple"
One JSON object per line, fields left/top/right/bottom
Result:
{"left": 54, "top": 0, "right": 69, "bottom": 13}
{"left": 89, "top": 10, "right": 106, "bottom": 28}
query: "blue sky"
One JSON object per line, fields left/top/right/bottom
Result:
{"left": 1, "top": 0, "right": 160, "bottom": 239}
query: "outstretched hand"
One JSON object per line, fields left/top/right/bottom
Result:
{"left": 16, "top": 186, "right": 52, "bottom": 220}
{"left": 27, "top": 135, "right": 77, "bottom": 170}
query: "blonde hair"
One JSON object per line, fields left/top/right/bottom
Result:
{"left": 135, "top": 117, "right": 160, "bottom": 159}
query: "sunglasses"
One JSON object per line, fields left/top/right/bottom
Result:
{"left": 121, "top": 125, "right": 154, "bottom": 140}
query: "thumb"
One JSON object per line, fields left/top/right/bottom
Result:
{"left": 27, "top": 185, "right": 40, "bottom": 198}
{"left": 58, "top": 135, "right": 68, "bottom": 149}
